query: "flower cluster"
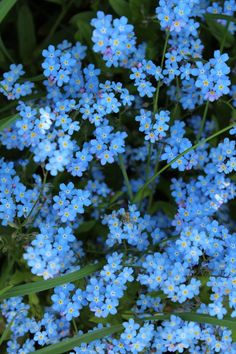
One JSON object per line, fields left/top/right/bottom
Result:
{"left": 192, "top": 51, "right": 231, "bottom": 102}
{"left": 130, "top": 60, "right": 162, "bottom": 97}
{"left": 1, "top": 297, "right": 70, "bottom": 352}
{"left": 91, "top": 11, "right": 145, "bottom": 68}
{"left": 53, "top": 182, "right": 91, "bottom": 222}
{"left": 23, "top": 226, "right": 83, "bottom": 279}
{"left": 207, "top": 1, "right": 236, "bottom": 34}
{"left": 42, "top": 42, "right": 86, "bottom": 86}
{"left": 86, "top": 253, "right": 134, "bottom": 318}
{"left": 135, "top": 109, "right": 170, "bottom": 142}
{"left": 0, "top": 0, "right": 236, "bottom": 353}
{"left": 0, "top": 64, "right": 34, "bottom": 100}
{"left": 161, "top": 120, "right": 198, "bottom": 171}
{"left": 156, "top": 0, "right": 202, "bottom": 33}
{"left": 0, "top": 158, "right": 42, "bottom": 226}
{"left": 103, "top": 204, "right": 166, "bottom": 249}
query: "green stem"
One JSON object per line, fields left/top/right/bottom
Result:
{"left": 21, "top": 169, "right": 48, "bottom": 228}
{"left": 118, "top": 155, "right": 133, "bottom": 201}
{"left": 145, "top": 143, "right": 153, "bottom": 180}
{"left": 196, "top": 100, "right": 210, "bottom": 143}
{"left": 153, "top": 31, "right": 170, "bottom": 114}
{"left": 143, "top": 31, "right": 170, "bottom": 208}
{"left": 72, "top": 319, "right": 78, "bottom": 334}
{"left": 147, "top": 145, "right": 163, "bottom": 212}
{"left": 134, "top": 122, "right": 236, "bottom": 201}
{"left": 0, "top": 35, "right": 14, "bottom": 63}
{"left": 220, "top": 20, "right": 230, "bottom": 53}
{"left": 171, "top": 77, "right": 180, "bottom": 123}
{"left": 19, "top": 74, "right": 44, "bottom": 83}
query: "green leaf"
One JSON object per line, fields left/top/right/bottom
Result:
{"left": 199, "top": 276, "right": 211, "bottom": 304}
{"left": 205, "top": 13, "right": 236, "bottom": 24}
{"left": 129, "top": 0, "right": 150, "bottom": 22}
{"left": 133, "top": 186, "right": 151, "bottom": 204}
{"left": 0, "top": 262, "right": 103, "bottom": 299}
{"left": 0, "top": 285, "right": 13, "bottom": 297}
{"left": 109, "top": 0, "right": 132, "bottom": 20}
{"left": 205, "top": 17, "right": 234, "bottom": 48}
{"left": 17, "top": 4, "right": 36, "bottom": 63}
{"left": 119, "top": 281, "right": 139, "bottom": 311}
{"left": 42, "top": 0, "right": 64, "bottom": 4}
{"left": 0, "top": 309, "right": 26, "bottom": 345}
{"left": 9, "top": 269, "right": 33, "bottom": 285}
{"left": 77, "top": 220, "right": 96, "bottom": 233}
{"left": 89, "top": 314, "right": 122, "bottom": 325}
{"left": 129, "top": 0, "right": 142, "bottom": 21}
{"left": 0, "top": 114, "right": 19, "bottom": 131}
{"left": 74, "top": 22, "right": 92, "bottom": 44}
{"left": 29, "top": 325, "right": 123, "bottom": 354}
{"left": 0, "top": 0, "right": 17, "bottom": 24}
{"left": 109, "top": 191, "right": 124, "bottom": 204}
{"left": 0, "top": 318, "right": 13, "bottom": 345}
{"left": 0, "top": 34, "right": 14, "bottom": 62}
{"left": 72, "top": 11, "right": 95, "bottom": 45}
{"left": 70, "top": 11, "right": 95, "bottom": 26}
{"left": 128, "top": 312, "right": 236, "bottom": 333}
{"left": 178, "top": 313, "right": 236, "bottom": 332}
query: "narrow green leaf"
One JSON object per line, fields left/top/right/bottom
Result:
{"left": 17, "top": 4, "right": 36, "bottom": 63}
{"left": 109, "top": 191, "right": 124, "bottom": 204}
{"left": 20, "top": 74, "right": 44, "bottom": 83}
{"left": 0, "top": 309, "right": 26, "bottom": 345}
{"left": 0, "top": 0, "right": 17, "bottom": 24}
{"left": 70, "top": 11, "right": 95, "bottom": 26}
{"left": 73, "top": 12, "right": 94, "bottom": 44}
{"left": 109, "top": 0, "right": 132, "bottom": 20}
{"left": 133, "top": 186, "right": 150, "bottom": 204}
{"left": 139, "top": 312, "right": 236, "bottom": 332}
{"left": 0, "top": 319, "right": 13, "bottom": 345}
{"left": 89, "top": 316, "right": 110, "bottom": 324}
{"left": 205, "top": 17, "right": 234, "bottom": 48}
{"left": 123, "top": 312, "right": 236, "bottom": 334}
{"left": 29, "top": 325, "right": 123, "bottom": 354}
{"left": 0, "top": 35, "right": 14, "bottom": 62}
{"left": 0, "top": 262, "right": 103, "bottom": 299}
{"left": 0, "top": 113, "right": 19, "bottom": 131}
{"left": 178, "top": 313, "right": 236, "bottom": 332}
{"left": 205, "top": 13, "right": 236, "bottom": 24}
{"left": 42, "top": 0, "right": 64, "bottom": 4}
{"left": 0, "top": 285, "right": 13, "bottom": 297}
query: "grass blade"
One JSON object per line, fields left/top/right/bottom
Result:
{"left": 17, "top": 3, "right": 36, "bottom": 63}
{"left": 0, "top": 0, "right": 17, "bottom": 24}
{"left": 0, "top": 309, "right": 26, "bottom": 345}
{"left": 205, "top": 13, "right": 236, "bottom": 24}
{"left": 35, "top": 312, "right": 235, "bottom": 354}
{"left": 29, "top": 325, "right": 123, "bottom": 354}
{"left": 0, "top": 285, "right": 13, "bottom": 297}
{"left": 0, "top": 113, "right": 19, "bottom": 131}
{"left": 0, "top": 262, "right": 103, "bottom": 299}
{"left": 178, "top": 313, "right": 236, "bottom": 331}
{"left": 138, "top": 312, "right": 236, "bottom": 332}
